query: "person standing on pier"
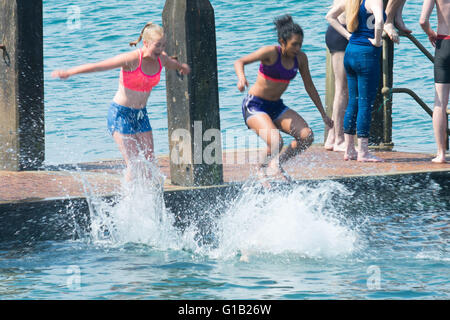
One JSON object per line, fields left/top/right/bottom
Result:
{"left": 234, "top": 15, "right": 333, "bottom": 183}
{"left": 324, "top": 0, "right": 349, "bottom": 152}
{"left": 420, "top": 0, "right": 450, "bottom": 163}
{"left": 52, "top": 22, "right": 190, "bottom": 181}
{"left": 327, "top": 0, "right": 386, "bottom": 162}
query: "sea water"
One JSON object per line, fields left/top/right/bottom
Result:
{"left": 0, "top": 171, "right": 449, "bottom": 299}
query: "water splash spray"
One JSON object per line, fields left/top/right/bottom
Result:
{"left": 79, "top": 161, "right": 360, "bottom": 260}
{"left": 85, "top": 158, "right": 184, "bottom": 249}
{"left": 207, "top": 180, "right": 359, "bottom": 260}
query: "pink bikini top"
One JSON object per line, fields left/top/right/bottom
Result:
{"left": 121, "top": 49, "right": 162, "bottom": 92}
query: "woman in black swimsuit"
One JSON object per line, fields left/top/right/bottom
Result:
{"left": 324, "top": 0, "right": 350, "bottom": 152}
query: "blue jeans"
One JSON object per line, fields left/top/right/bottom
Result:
{"left": 343, "top": 43, "right": 381, "bottom": 138}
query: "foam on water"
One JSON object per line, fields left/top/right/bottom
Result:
{"left": 209, "top": 181, "right": 359, "bottom": 260}
{"left": 416, "top": 251, "right": 450, "bottom": 262}
{"left": 82, "top": 164, "right": 359, "bottom": 261}
{"left": 85, "top": 160, "right": 185, "bottom": 250}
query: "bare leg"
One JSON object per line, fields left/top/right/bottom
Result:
{"left": 432, "top": 83, "right": 450, "bottom": 163}
{"left": 357, "top": 137, "right": 384, "bottom": 162}
{"left": 330, "top": 51, "right": 348, "bottom": 152}
{"left": 394, "top": 0, "right": 412, "bottom": 34}
{"left": 275, "top": 109, "right": 314, "bottom": 180}
{"left": 113, "top": 132, "right": 140, "bottom": 181}
{"left": 344, "top": 133, "right": 357, "bottom": 160}
{"left": 325, "top": 52, "right": 346, "bottom": 151}
{"left": 136, "top": 131, "right": 156, "bottom": 180}
{"left": 384, "top": 0, "right": 403, "bottom": 44}
{"left": 324, "top": 127, "right": 335, "bottom": 151}
{"left": 246, "top": 113, "right": 283, "bottom": 186}
{"left": 136, "top": 131, "right": 155, "bottom": 162}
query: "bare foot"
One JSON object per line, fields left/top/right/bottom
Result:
{"left": 344, "top": 150, "right": 357, "bottom": 161}
{"left": 279, "top": 166, "right": 294, "bottom": 183}
{"left": 266, "top": 165, "right": 293, "bottom": 183}
{"left": 431, "top": 156, "right": 447, "bottom": 163}
{"left": 333, "top": 142, "right": 346, "bottom": 152}
{"left": 395, "top": 15, "right": 412, "bottom": 34}
{"left": 324, "top": 132, "right": 335, "bottom": 151}
{"left": 396, "top": 22, "right": 412, "bottom": 35}
{"left": 357, "top": 152, "right": 384, "bottom": 162}
{"left": 256, "top": 167, "right": 271, "bottom": 189}
{"left": 384, "top": 23, "right": 400, "bottom": 44}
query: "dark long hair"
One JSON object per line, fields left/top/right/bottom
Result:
{"left": 274, "top": 14, "right": 304, "bottom": 44}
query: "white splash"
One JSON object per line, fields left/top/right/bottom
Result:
{"left": 86, "top": 159, "right": 184, "bottom": 250}
{"left": 83, "top": 162, "right": 359, "bottom": 260}
{"left": 209, "top": 181, "right": 359, "bottom": 260}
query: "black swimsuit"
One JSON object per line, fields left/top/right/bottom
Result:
{"left": 325, "top": 24, "right": 349, "bottom": 53}
{"left": 435, "top": 35, "right": 450, "bottom": 84}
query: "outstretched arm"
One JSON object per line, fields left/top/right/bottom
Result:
{"left": 52, "top": 51, "right": 138, "bottom": 79}
{"left": 419, "top": 0, "right": 437, "bottom": 47}
{"left": 160, "top": 52, "right": 191, "bottom": 75}
{"left": 234, "top": 46, "right": 275, "bottom": 92}
{"left": 297, "top": 52, "right": 333, "bottom": 128}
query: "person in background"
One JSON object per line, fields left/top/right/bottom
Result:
{"left": 420, "top": 0, "right": 450, "bottom": 163}
{"left": 327, "top": 0, "right": 386, "bottom": 162}
{"left": 324, "top": 0, "right": 349, "bottom": 152}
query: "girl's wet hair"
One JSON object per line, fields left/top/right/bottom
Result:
{"left": 274, "top": 14, "right": 304, "bottom": 44}
{"left": 130, "top": 22, "right": 164, "bottom": 47}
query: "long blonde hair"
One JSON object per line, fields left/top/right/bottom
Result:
{"left": 346, "top": 0, "right": 362, "bottom": 32}
{"left": 129, "top": 22, "right": 164, "bottom": 46}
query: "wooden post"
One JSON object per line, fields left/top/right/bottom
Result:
{"left": 0, "top": 0, "right": 44, "bottom": 171}
{"left": 162, "top": 0, "right": 223, "bottom": 187}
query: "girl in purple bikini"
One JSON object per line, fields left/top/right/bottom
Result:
{"left": 234, "top": 15, "right": 333, "bottom": 182}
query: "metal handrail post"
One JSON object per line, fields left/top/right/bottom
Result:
{"left": 381, "top": 34, "right": 394, "bottom": 149}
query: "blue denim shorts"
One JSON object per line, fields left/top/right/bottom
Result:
{"left": 241, "top": 94, "right": 289, "bottom": 127}
{"left": 107, "top": 102, "right": 152, "bottom": 135}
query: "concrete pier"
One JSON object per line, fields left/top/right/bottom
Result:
{"left": 0, "top": 0, "right": 45, "bottom": 171}
{"left": 1, "top": 147, "right": 449, "bottom": 242}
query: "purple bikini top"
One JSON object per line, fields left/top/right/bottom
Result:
{"left": 258, "top": 46, "right": 299, "bottom": 83}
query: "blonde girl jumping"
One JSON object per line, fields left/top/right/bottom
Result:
{"left": 53, "top": 22, "right": 190, "bottom": 181}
